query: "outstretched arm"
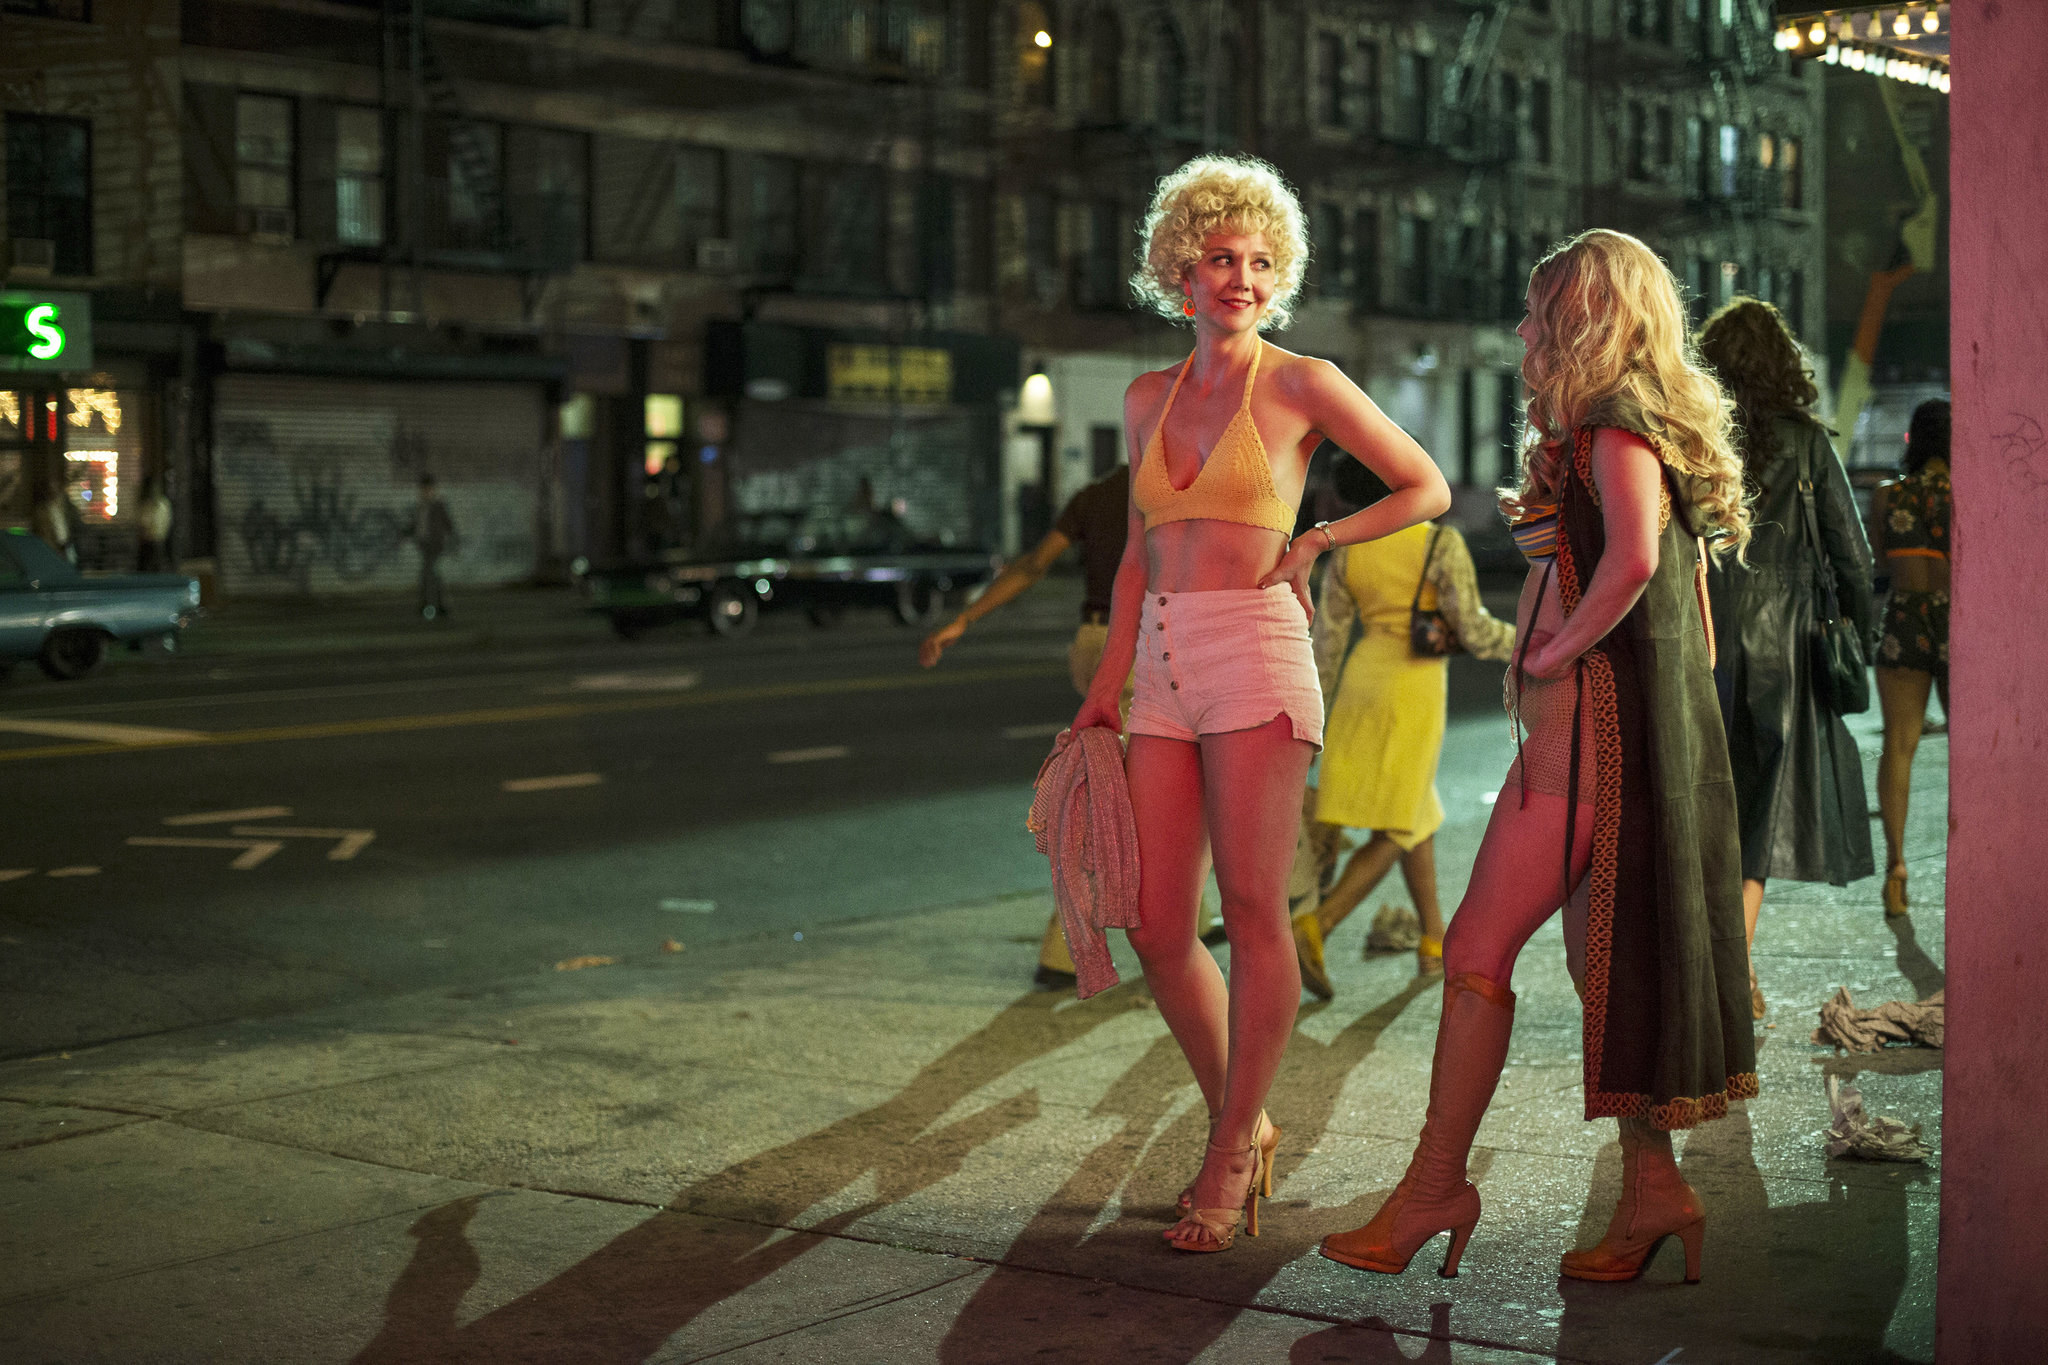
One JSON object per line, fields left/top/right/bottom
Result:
{"left": 1257, "top": 360, "right": 1452, "bottom": 614}
{"left": 1522, "top": 428, "right": 1664, "bottom": 678}
{"left": 919, "top": 527, "right": 1071, "bottom": 667}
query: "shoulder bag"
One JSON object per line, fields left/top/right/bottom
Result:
{"left": 1409, "top": 526, "right": 1464, "bottom": 658}
{"left": 1796, "top": 429, "right": 1871, "bottom": 715}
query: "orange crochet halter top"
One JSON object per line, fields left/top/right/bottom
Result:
{"left": 1132, "top": 343, "right": 1296, "bottom": 536}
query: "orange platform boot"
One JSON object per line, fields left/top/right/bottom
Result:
{"left": 1319, "top": 972, "right": 1515, "bottom": 1278}
{"left": 1559, "top": 1116, "right": 1704, "bottom": 1283}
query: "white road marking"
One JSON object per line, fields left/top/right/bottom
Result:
{"left": 45, "top": 866, "right": 100, "bottom": 878}
{"left": 1001, "top": 722, "right": 1068, "bottom": 740}
{"left": 230, "top": 826, "right": 376, "bottom": 860}
{"left": 569, "top": 670, "right": 702, "bottom": 692}
{"left": 502, "top": 773, "right": 604, "bottom": 793}
{"left": 768, "top": 745, "right": 850, "bottom": 764}
{"left": 0, "top": 718, "right": 205, "bottom": 745}
{"left": 164, "top": 806, "right": 293, "bottom": 826}
{"left": 127, "top": 836, "right": 285, "bottom": 870}
{"left": 1, "top": 869, "right": 36, "bottom": 882}
{"left": 660, "top": 898, "right": 716, "bottom": 913}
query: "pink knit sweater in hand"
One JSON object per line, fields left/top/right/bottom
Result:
{"left": 1026, "top": 727, "right": 1142, "bottom": 999}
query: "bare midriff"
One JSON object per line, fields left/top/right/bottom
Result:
{"left": 1516, "top": 559, "right": 1569, "bottom": 642}
{"left": 1144, "top": 519, "right": 1291, "bottom": 593}
{"left": 1885, "top": 551, "right": 1948, "bottom": 594}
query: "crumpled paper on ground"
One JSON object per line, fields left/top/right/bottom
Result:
{"left": 1365, "top": 904, "right": 1422, "bottom": 953}
{"left": 1825, "top": 1075, "right": 1932, "bottom": 1162}
{"left": 1812, "top": 987, "right": 1945, "bottom": 1052}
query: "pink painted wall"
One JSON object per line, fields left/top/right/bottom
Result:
{"left": 1940, "top": 2, "right": 2048, "bottom": 1358}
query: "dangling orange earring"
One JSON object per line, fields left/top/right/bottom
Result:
{"left": 1182, "top": 297, "right": 1196, "bottom": 317}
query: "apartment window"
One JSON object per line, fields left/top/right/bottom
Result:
{"left": 1397, "top": 50, "right": 1433, "bottom": 143}
{"left": 1627, "top": 102, "right": 1649, "bottom": 180}
{"left": 1315, "top": 33, "right": 1344, "bottom": 129}
{"left": 918, "top": 177, "right": 956, "bottom": 300}
{"left": 678, "top": 145, "right": 723, "bottom": 260}
{"left": 741, "top": 0, "right": 795, "bottom": 56}
{"left": 1655, "top": 106, "right": 1675, "bottom": 168}
{"left": 333, "top": 107, "right": 383, "bottom": 247}
{"left": 1717, "top": 123, "right": 1739, "bottom": 197}
{"left": 744, "top": 155, "right": 799, "bottom": 277}
{"left": 1398, "top": 213, "right": 1433, "bottom": 311}
{"left": 1498, "top": 73, "right": 1521, "bottom": 159}
{"left": 1312, "top": 201, "right": 1345, "bottom": 297}
{"left": 1527, "top": 0, "right": 1551, "bottom": 14}
{"left": 1353, "top": 207, "right": 1380, "bottom": 311}
{"left": 1023, "top": 190, "right": 1057, "bottom": 303}
{"left": 1780, "top": 135, "right": 1803, "bottom": 208}
{"left": 4, "top": 113, "right": 92, "bottom": 276}
{"left": 1155, "top": 21, "right": 1187, "bottom": 128}
{"left": 804, "top": 162, "right": 883, "bottom": 289}
{"left": 1785, "top": 269, "right": 1805, "bottom": 336}
{"left": 445, "top": 121, "right": 503, "bottom": 245}
{"left": 1080, "top": 200, "right": 1124, "bottom": 308}
{"left": 1358, "top": 43, "right": 1380, "bottom": 138}
{"left": 1530, "top": 79, "right": 1552, "bottom": 163}
{"left": 515, "top": 127, "right": 586, "bottom": 265}
{"left": 235, "top": 94, "right": 294, "bottom": 228}
{"left": 1017, "top": 3, "right": 1054, "bottom": 108}
{"left": 1087, "top": 9, "right": 1122, "bottom": 122}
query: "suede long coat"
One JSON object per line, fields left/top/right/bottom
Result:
{"left": 1707, "top": 414, "right": 1877, "bottom": 886}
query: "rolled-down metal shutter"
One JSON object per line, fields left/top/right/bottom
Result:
{"left": 212, "top": 375, "right": 545, "bottom": 596}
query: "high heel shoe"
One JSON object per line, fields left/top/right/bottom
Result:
{"left": 1320, "top": 973, "right": 1514, "bottom": 1278}
{"left": 1884, "top": 865, "right": 1910, "bottom": 918}
{"left": 1165, "top": 1137, "right": 1264, "bottom": 1253}
{"left": 1179, "top": 1110, "right": 1277, "bottom": 1213}
{"left": 1559, "top": 1117, "right": 1704, "bottom": 1283}
{"left": 1416, "top": 934, "right": 1444, "bottom": 977}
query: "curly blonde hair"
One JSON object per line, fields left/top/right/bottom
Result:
{"left": 1501, "top": 230, "right": 1751, "bottom": 559}
{"left": 1132, "top": 155, "right": 1308, "bottom": 331}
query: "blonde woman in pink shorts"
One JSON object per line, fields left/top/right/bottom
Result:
{"left": 1072, "top": 155, "right": 1450, "bottom": 1254}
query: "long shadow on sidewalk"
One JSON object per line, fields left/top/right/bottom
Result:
{"left": 936, "top": 975, "right": 1437, "bottom": 1363}
{"left": 350, "top": 984, "right": 1152, "bottom": 1363}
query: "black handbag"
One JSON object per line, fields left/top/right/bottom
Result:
{"left": 1409, "top": 526, "right": 1464, "bottom": 658}
{"left": 1795, "top": 431, "right": 1871, "bottom": 715}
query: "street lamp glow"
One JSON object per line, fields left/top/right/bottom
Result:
{"left": 1033, "top": 29, "right": 1051, "bottom": 49}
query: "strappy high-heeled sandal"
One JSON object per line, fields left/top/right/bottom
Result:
{"left": 1165, "top": 1137, "right": 1264, "bottom": 1253}
{"left": 1178, "top": 1110, "right": 1277, "bottom": 1213}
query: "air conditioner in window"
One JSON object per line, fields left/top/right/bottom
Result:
{"left": 695, "top": 238, "right": 739, "bottom": 273}
{"left": 6, "top": 238, "right": 56, "bottom": 278}
{"left": 238, "top": 207, "right": 296, "bottom": 243}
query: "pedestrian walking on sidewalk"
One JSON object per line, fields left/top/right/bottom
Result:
{"left": 1079, "top": 155, "right": 1449, "bottom": 1254}
{"left": 1697, "top": 298, "right": 1876, "bottom": 1019}
{"left": 410, "top": 474, "right": 459, "bottom": 621}
{"left": 32, "top": 474, "right": 76, "bottom": 565}
{"left": 1869, "top": 398, "right": 1951, "bottom": 918}
{"left": 1292, "top": 457, "right": 1516, "bottom": 997}
{"left": 1319, "top": 230, "right": 1754, "bottom": 1286}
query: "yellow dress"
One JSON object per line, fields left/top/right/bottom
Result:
{"left": 1312, "top": 522, "right": 1514, "bottom": 846}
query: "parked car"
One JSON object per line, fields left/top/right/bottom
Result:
{"left": 579, "top": 509, "right": 1001, "bottom": 639}
{"left": 0, "top": 527, "right": 202, "bottom": 680}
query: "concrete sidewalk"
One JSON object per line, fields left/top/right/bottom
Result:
{"left": 0, "top": 708, "right": 1944, "bottom": 1363}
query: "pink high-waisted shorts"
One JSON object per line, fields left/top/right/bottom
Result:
{"left": 1126, "top": 585, "right": 1324, "bottom": 747}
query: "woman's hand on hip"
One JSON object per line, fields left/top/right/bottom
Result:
{"left": 1256, "top": 536, "right": 1322, "bottom": 622}
{"left": 1519, "top": 629, "right": 1580, "bottom": 681}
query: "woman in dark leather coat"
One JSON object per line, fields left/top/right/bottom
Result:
{"left": 1698, "top": 299, "right": 1876, "bottom": 1019}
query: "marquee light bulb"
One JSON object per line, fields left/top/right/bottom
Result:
{"left": 1924, "top": 8, "right": 1940, "bottom": 33}
{"left": 1809, "top": 20, "right": 1826, "bottom": 43}
{"left": 1894, "top": 10, "right": 1912, "bottom": 35}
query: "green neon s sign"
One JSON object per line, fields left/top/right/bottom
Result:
{"left": 25, "top": 304, "right": 64, "bottom": 360}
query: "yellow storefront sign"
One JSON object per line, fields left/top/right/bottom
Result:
{"left": 827, "top": 344, "right": 952, "bottom": 406}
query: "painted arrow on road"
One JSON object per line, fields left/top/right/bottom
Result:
{"left": 127, "top": 836, "right": 286, "bottom": 870}
{"left": 229, "top": 826, "right": 376, "bottom": 860}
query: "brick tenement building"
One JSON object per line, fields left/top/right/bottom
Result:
{"left": 0, "top": 1, "right": 1822, "bottom": 589}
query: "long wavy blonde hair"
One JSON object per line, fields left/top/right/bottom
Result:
{"left": 1501, "top": 230, "right": 1751, "bottom": 558}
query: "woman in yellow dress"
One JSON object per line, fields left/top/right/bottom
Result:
{"left": 1292, "top": 458, "right": 1515, "bottom": 997}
